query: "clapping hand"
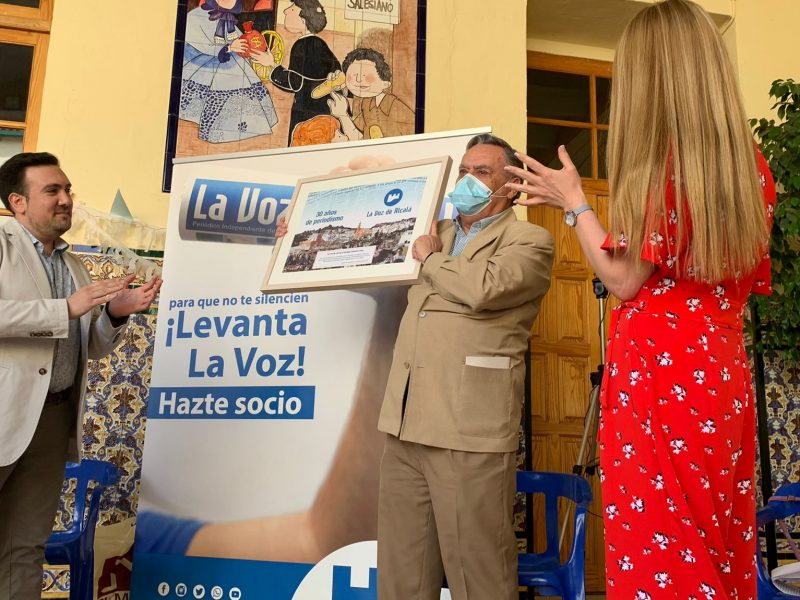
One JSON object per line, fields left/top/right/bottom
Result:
{"left": 107, "top": 274, "right": 163, "bottom": 319}
{"left": 67, "top": 275, "right": 135, "bottom": 319}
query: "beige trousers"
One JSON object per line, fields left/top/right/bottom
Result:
{"left": 377, "top": 435, "right": 518, "bottom": 600}
{"left": 0, "top": 401, "right": 73, "bottom": 600}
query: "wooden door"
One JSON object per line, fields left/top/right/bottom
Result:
{"left": 528, "top": 185, "right": 613, "bottom": 592}
{"left": 525, "top": 51, "right": 613, "bottom": 594}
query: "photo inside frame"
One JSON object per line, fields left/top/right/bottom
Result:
{"left": 262, "top": 155, "right": 451, "bottom": 292}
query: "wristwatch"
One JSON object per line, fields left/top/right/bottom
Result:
{"left": 564, "top": 203, "right": 593, "bottom": 227}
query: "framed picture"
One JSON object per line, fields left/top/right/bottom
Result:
{"left": 163, "top": 0, "right": 428, "bottom": 191}
{"left": 262, "top": 155, "right": 451, "bottom": 292}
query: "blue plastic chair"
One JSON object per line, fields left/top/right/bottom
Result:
{"left": 517, "top": 471, "right": 592, "bottom": 600}
{"left": 757, "top": 483, "right": 800, "bottom": 600}
{"left": 45, "top": 459, "right": 121, "bottom": 600}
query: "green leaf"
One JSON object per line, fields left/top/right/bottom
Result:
{"left": 748, "top": 79, "right": 800, "bottom": 363}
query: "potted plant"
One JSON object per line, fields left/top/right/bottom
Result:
{"left": 751, "top": 79, "right": 800, "bottom": 362}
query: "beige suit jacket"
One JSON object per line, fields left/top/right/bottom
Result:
{"left": 0, "top": 218, "right": 127, "bottom": 466}
{"left": 378, "top": 210, "right": 554, "bottom": 453}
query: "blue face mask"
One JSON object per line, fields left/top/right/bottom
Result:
{"left": 445, "top": 174, "right": 496, "bottom": 217}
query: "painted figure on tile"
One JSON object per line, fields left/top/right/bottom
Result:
{"left": 237, "top": 0, "right": 276, "bottom": 33}
{"left": 327, "top": 48, "right": 415, "bottom": 141}
{"left": 180, "top": 0, "right": 279, "bottom": 143}
{"left": 290, "top": 115, "right": 347, "bottom": 147}
{"left": 252, "top": 0, "right": 341, "bottom": 144}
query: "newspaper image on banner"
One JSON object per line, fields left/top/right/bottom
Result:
{"left": 178, "top": 178, "right": 294, "bottom": 245}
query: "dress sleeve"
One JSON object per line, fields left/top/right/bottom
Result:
{"left": 601, "top": 231, "right": 626, "bottom": 252}
{"left": 134, "top": 511, "right": 204, "bottom": 555}
{"left": 751, "top": 148, "right": 777, "bottom": 296}
{"left": 600, "top": 177, "right": 679, "bottom": 270}
{"left": 639, "top": 174, "right": 684, "bottom": 269}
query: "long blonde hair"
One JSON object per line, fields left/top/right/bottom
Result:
{"left": 607, "top": 0, "right": 768, "bottom": 282}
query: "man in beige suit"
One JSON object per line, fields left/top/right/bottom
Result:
{"left": 0, "top": 152, "right": 161, "bottom": 600}
{"left": 377, "top": 134, "right": 554, "bottom": 600}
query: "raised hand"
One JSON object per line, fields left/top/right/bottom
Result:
{"left": 107, "top": 274, "right": 163, "bottom": 319}
{"left": 327, "top": 91, "right": 349, "bottom": 117}
{"left": 504, "top": 145, "right": 587, "bottom": 211}
{"left": 275, "top": 215, "right": 288, "bottom": 239}
{"left": 67, "top": 275, "right": 135, "bottom": 319}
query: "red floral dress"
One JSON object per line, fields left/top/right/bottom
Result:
{"left": 598, "top": 151, "right": 776, "bottom": 600}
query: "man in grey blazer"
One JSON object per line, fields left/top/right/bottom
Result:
{"left": 0, "top": 152, "right": 161, "bottom": 600}
{"left": 377, "top": 134, "right": 554, "bottom": 600}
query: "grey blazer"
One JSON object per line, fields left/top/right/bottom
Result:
{"left": 0, "top": 218, "right": 126, "bottom": 466}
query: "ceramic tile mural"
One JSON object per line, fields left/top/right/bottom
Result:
{"left": 758, "top": 351, "right": 800, "bottom": 560}
{"left": 762, "top": 352, "right": 800, "bottom": 488}
{"left": 164, "top": 0, "right": 427, "bottom": 191}
{"left": 43, "top": 251, "right": 160, "bottom": 598}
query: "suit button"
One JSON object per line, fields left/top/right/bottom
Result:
{"left": 403, "top": 361, "right": 410, "bottom": 369}
{"left": 39, "top": 368, "right": 48, "bottom": 375}
{"left": 419, "top": 311, "right": 426, "bottom": 318}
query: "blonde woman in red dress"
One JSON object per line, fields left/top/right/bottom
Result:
{"left": 506, "top": 1, "right": 775, "bottom": 598}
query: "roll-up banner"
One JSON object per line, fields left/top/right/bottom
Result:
{"left": 131, "top": 128, "right": 489, "bottom": 600}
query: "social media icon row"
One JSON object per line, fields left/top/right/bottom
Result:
{"left": 158, "top": 581, "right": 241, "bottom": 599}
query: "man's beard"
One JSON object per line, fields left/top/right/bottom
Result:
{"left": 51, "top": 212, "right": 72, "bottom": 235}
